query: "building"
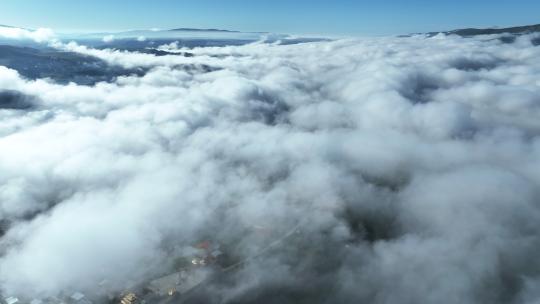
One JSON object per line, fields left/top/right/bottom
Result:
{"left": 119, "top": 293, "right": 138, "bottom": 304}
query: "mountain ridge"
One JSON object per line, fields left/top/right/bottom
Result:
{"left": 430, "top": 23, "right": 540, "bottom": 36}
{"left": 168, "top": 28, "right": 239, "bottom": 33}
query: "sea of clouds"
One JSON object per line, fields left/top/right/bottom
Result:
{"left": 0, "top": 27, "right": 540, "bottom": 303}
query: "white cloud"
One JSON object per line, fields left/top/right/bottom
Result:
{"left": 102, "top": 35, "right": 115, "bottom": 43}
{"left": 0, "top": 33, "right": 540, "bottom": 302}
{"left": 0, "top": 26, "right": 55, "bottom": 43}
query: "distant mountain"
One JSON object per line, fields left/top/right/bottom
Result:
{"left": 67, "top": 28, "right": 267, "bottom": 46}
{"left": 0, "top": 24, "right": 32, "bottom": 30}
{"left": 448, "top": 24, "right": 540, "bottom": 36}
{"left": 169, "top": 28, "right": 239, "bottom": 33}
{"left": 420, "top": 24, "right": 540, "bottom": 37}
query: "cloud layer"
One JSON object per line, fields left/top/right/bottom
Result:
{"left": 0, "top": 26, "right": 55, "bottom": 43}
{"left": 0, "top": 33, "right": 540, "bottom": 303}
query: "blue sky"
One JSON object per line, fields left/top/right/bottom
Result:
{"left": 1, "top": 0, "right": 540, "bottom": 35}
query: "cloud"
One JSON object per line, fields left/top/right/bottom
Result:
{"left": 102, "top": 35, "right": 115, "bottom": 43}
{"left": 0, "top": 33, "right": 540, "bottom": 303}
{"left": 0, "top": 26, "right": 55, "bottom": 43}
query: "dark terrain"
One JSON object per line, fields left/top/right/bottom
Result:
{"left": 0, "top": 45, "right": 146, "bottom": 85}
